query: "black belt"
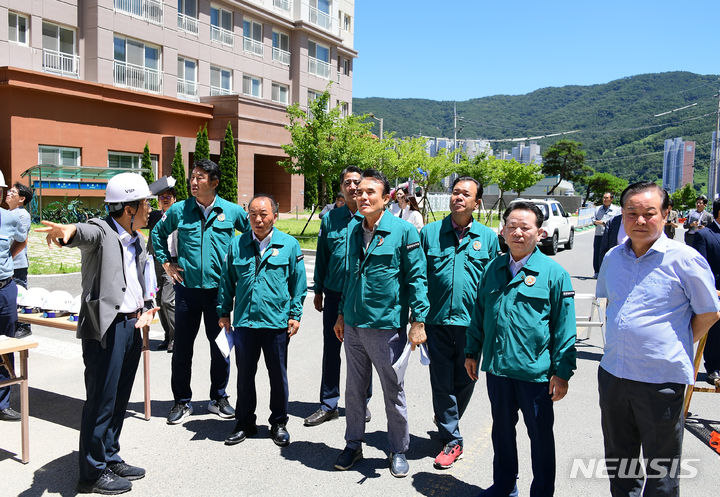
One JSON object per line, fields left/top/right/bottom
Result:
{"left": 117, "top": 309, "right": 142, "bottom": 320}
{"left": 0, "top": 278, "right": 12, "bottom": 289}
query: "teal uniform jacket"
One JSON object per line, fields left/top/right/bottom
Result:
{"left": 217, "top": 228, "right": 307, "bottom": 329}
{"left": 151, "top": 196, "right": 249, "bottom": 289}
{"left": 420, "top": 216, "right": 500, "bottom": 326}
{"left": 313, "top": 205, "right": 362, "bottom": 294}
{"left": 340, "top": 210, "right": 429, "bottom": 330}
{"left": 465, "top": 246, "right": 577, "bottom": 382}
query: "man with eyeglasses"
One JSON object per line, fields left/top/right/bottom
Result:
{"left": 305, "top": 166, "right": 373, "bottom": 427}
{"left": 4, "top": 183, "right": 33, "bottom": 338}
{"left": 147, "top": 177, "right": 178, "bottom": 352}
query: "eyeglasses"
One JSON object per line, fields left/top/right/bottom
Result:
{"left": 158, "top": 194, "right": 175, "bottom": 200}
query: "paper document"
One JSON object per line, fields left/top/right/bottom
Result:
{"left": 419, "top": 343, "right": 430, "bottom": 366}
{"left": 392, "top": 341, "right": 413, "bottom": 379}
{"left": 215, "top": 329, "right": 233, "bottom": 358}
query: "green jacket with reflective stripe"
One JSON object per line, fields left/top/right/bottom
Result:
{"left": 421, "top": 216, "right": 500, "bottom": 326}
{"left": 465, "top": 246, "right": 577, "bottom": 382}
{"left": 340, "top": 210, "right": 429, "bottom": 329}
{"left": 151, "top": 196, "right": 249, "bottom": 289}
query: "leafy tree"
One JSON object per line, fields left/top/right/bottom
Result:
{"left": 585, "top": 172, "right": 628, "bottom": 204}
{"left": 141, "top": 143, "right": 157, "bottom": 208}
{"left": 217, "top": 122, "right": 238, "bottom": 202}
{"left": 194, "top": 124, "right": 210, "bottom": 161}
{"left": 502, "top": 159, "right": 544, "bottom": 196}
{"left": 456, "top": 152, "right": 494, "bottom": 191}
{"left": 542, "top": 140, "right": 591, "bottom": 194}
{"left": 670, "top": 182, "right": 698, "bottom": 211}
{"left": 171, "top": 142, "right": 188, "bottom": 201}
{"left": 281, "top": 90, "right": 381, "bottom": 209}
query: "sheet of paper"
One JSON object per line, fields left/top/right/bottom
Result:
{"left": 392, "top": 341, "right": 413, "bottom": 379}
{"left": 215, "top": 329, "right": 233, "bottom": 358}
{"left": 419, "top": 343, "right": 430, "bottom": 366}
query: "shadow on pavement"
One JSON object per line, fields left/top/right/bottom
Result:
{"left": 363, "top": 430, "right": 437, "bottom": 461}
{"left": 412, "top": 471, "right": 483, "bottom": 497}
{"left": 182, "top": 417, "right": 235, "bottom": 442}
{"left": 576, "top": 350, "right": 603, "bottom": 362}
{"left": 288, "top": 399, "right": 332, "bottom": 419}
{"left": 126, "top": 399, "right": 176, "bottom": 421}
{"left": 18, "top": 450, "right": 78, "bottom": 497}
{"left": 27, "top": 387, "right": 83, "bottom": 431}
{"left": 279, "top": 440, "right": 337, "bottom": 472}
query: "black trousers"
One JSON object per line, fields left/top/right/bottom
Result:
{"left": 703, "top": 319, "right": 720, "bottom": 374}
{"left": 0, "top": 280, "right": 18, "bottom": 410}
{"left": 12, "top": 267, "right": 30, "bottom": 335}
{"left": 593, "top": 235, "right": 604, "bottom": 274}
{"left": 79, "top": 315, "right": 142, "bottom": 482}
{"left": 598, "top": 367, "right": 684, "bottom": 497}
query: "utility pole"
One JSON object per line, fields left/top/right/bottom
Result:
{"left": 709, "top": 90, "right": 720, "bottom": 201}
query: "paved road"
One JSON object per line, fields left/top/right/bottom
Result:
{"left": 1, "top": 228, "right": 717, "bottom": 496}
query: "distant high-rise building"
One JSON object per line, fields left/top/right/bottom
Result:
{"left": 709, "top": 131, "right": 720, "bottom": 200}
{"left": 510, "top": 141, "right": 542, "bottom": 165}
{"left": 663, "top": 138, "right": 695, "bottom": 193}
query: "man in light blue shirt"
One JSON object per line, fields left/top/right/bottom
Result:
{"left": 6, "top": 183, "right": 33, "bottom": 338}
{"left": 596, "top": 181, "right": 720, "bottom": 497}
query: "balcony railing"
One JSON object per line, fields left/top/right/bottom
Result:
{"left": 211, "top": 25, "right": 234, "bottom": 46}
{"left": 177, "top": 13, "right": 199, "bottom": 35}
{"left": 113, "top": 60, "right": 162, "bottom": 93}
{"left": 42, "top": 49, "right": 79, "bottom": 78}
{"left": 243, "top": 37, "right": 264, "bottom": 56}
{"left": 273, "top": 0, "right": 291, "bottom": 11}
{"left": 177, "top": 78, "right": 198, "bottom": 100}
{"left": 308, "top": 56, "right": 330, "bottom": 79}
{"left": 272, "top": 47, "right": 290, "bottom": 65}
{"left": 210, "top": 85, "right": 232, "bottom": 96}
{"left": 309, "top": 5, "right": 331, "bottom": 30}
{"left": 114, "top": 0, "right": 163, "bottom": 25}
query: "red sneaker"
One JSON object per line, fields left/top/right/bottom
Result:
{"left": 434, "top": 443, "right": 463, "bottom": 469}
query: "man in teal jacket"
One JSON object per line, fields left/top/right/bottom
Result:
{"left": 152, "top": 159, "right": 249, "bottom": 425}
{"left": 420, "top": 176, "right": 500, "bottom": 469}
{"left": 305, "top": 165, "right": 372, "bottom": 427}
{"left": 465, "top": 201, "right": 576, "bottom": 497}
{"left": 333, "top": 169, "right": 429, "bottom": 478}
{"left": 218, "top": 194, "right": 306, "bottom": 447}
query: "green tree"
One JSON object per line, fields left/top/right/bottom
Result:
{"left": 141, "top": 143, "right": 157, "bottom": 208}
{"left": 281, "top": 90, "right": 382, "bottom": 210}
{"left": 541, "top": 139, "right": 591, "bottom": 194}
{"left": 456, "top": 152, "right": 494, "bottom": 191}
{"left": 503, "top": 159, "right": 544, "bottom": 197}
{"left": 585, "top": 172, "right": 628, "bottom": 204}
{"left": 217, "top": 122, "right": 238, "bottom": 202}
{"left": 194, "top": 124, "right": 210, "bottom": 161}
{"left": 171, "top": 142, "right": 188, "bottom": 201}
{"left": 670, "top": 182, "right": 698, "bottom": 211}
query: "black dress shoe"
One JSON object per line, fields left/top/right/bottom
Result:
{"left": 77, "top": 468, "right": 131, "bottom": 494}
{"left": 13, "top": 328, "right": 31, "bottom": 339}
{"left": 0, "top": 407, "right": 21, "bottom": 422}
{"left": 706, "top": 370, "right": 720, "bottom": 385}
{"left": 108, "top": 461, "right": 146, "bottom": 481}
{"left": 271, "top": 424, "right": 290, "bottom": 447}
{"left": 304, "top": 408, "right": 339, "bottom": 426}
{"left": 156, "top": 340, "right": 169, "bottom": 351}
{"left": 334, "top": 446, "right": 363, "bottom": 470}
{"left": 225, "top": 424, "right": 258, "bottom": 446}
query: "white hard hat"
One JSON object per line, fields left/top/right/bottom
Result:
{"left": 42, "top": 290, "right": 74, "bottom": 312}
{"left": 70, "top": 295, "right": 81, "bottom": 314}
{"left": 0, "top": 170, "right": 6, "bottom": 188}
{"left": 105, "top": 173, "right": 153, "bottom": 204}
{"left": 19, "top": 287, "right": 50, "bottom": 309}
{"left": 16, "top": 284, "right": 27, "bottom": 306}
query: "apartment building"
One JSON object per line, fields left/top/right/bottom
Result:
{"left": 0, "top": 0, "right": 356, "bottom": 211}
{"left": 662, "top": 137, "right": 694, "bottom": 194}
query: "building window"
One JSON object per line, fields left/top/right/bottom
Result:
{"left": 177, "top": 56, "right": 198, "bottom": 100}
{"left": 273, "top": 0, "right": 291, "bottom": 11}
{"left": 307, "top": 89, "right": 329, "bottom": 117}
{"left": 211, "top": 66, "right": 232, "bottom": 95}
{"left": 210, "top": 5, "right": 233, "bottom": 46}
{"left": 308, "top": 40, "right": 330, "bottom": 79}
{"left": 309, "top": 0, "right": 331, "bottom": 30}
{"left": 39, "top": 146, "right": 81, "bottom": 167}
{"left": 338, "top": 101, "right": 348, "bottom": 117}
{"left": 243, "top": 19, "right": 263, "bottom": 56}
{"left": 177, "top": 0, "right": 198, "bottom": 34}
{"left": 242, "top": 75, "right": 262, "bottom": 98}
{"left": 113, "top": 35, "right": 162, "bottom": 93}
{"left": 272, "top": 31, "right": 290, "bottom": 65}
{"left": 8, "top": 12, "right": 28, "bottom": 45}
{"left": 344, "top": 14, "right": 351, "bottom": 31}
{"left": 271, "top": 82, "right": 289, "bottom": 104}
{"left": 343, "top": 58, "right": 351, "bottom": 76}
{"left": 114, "top": 0, "right": 163, "bottom": 25}
{"left": 42, "top": 22, "right": 78, "bottom": 78}
{"left": 109, "top": 151, "right": 159, "bottom": 178}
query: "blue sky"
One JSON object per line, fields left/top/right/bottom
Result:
{"left": 353, "top": 0, "right": 720, "bottom": 100}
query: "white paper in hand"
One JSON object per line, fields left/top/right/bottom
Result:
{"left": 419, "top": 343, "right": 430, "bottom": 366}
{"left": 215, "top": 329, "right": 233, "bottom": 358}
{"left": 392, "top": 341, "right": 413, "bottom": 379}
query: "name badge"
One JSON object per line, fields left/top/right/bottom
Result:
{"left": 524, "top": 275, "right": 536, "bottom": 286}
{"left": 217, "top": 213, "right": 226, "bottom": 222}
{"left": 272, "top": 248, "right": 279, "bottom": 257}
{"left": 472, "top": 241, "right": 481, "bottom": 251}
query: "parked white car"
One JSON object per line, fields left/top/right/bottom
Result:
{"left": 498, "top": 198, "right": 574, "bottom": 255}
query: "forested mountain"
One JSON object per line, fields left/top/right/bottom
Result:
{"left": 352, "top": 72, "right": 720, "bottom": 190}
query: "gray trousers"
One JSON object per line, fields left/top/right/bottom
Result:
{"left": 344, "top": 324, "right": 409, "bottom": 454}
{"left": 154, "top": 258, "right": 175, "bottom": 343}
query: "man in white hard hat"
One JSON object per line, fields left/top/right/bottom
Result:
{"left": 38, "top": 172, "right": 159, "bottom": 495}
{"left": 0, "top": 170, "right": 29, "bottom": 422}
